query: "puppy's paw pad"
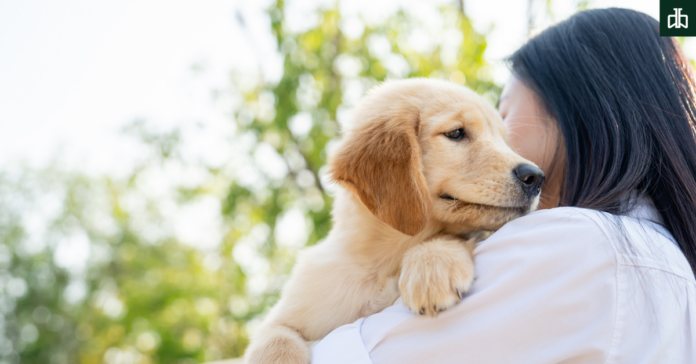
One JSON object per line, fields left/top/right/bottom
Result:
{"left": 399, "top": 239, "right": 474, "bottom": 317}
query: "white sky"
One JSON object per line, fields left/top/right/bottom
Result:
{"left": 0, "top": 0, "right": 686, "bottom": 178}
{"left": 0, "top": 0, "right": 277, "bottom": 176}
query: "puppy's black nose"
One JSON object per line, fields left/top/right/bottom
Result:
{"left": 513, "top": 164, "right": 545, "bottom": 198}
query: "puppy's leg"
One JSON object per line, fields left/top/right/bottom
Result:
{"left": 399, "top": 235, "right": 476, "bottom": 317}
{"left": 245, "top": 244, "right": 398, "bottom": 364}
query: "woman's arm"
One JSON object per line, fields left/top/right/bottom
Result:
{"left": 312, "top": 208, "right": 619, "bottom": 364}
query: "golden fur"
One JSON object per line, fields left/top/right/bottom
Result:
{"left": 244, "top": 79, "right": 541, "bottom": 364}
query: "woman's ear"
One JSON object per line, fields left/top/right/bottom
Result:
{"left": 328, "top": 111, "right": 431, "bottom": 236}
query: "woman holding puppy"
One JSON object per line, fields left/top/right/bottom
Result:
{"left": 313, "top": 8, "right": 696, "bottom": 363}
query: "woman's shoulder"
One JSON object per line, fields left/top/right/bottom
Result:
{"left": 485, "top": 206, "right": 694, "bottom": 285}
{"left": 472, "top": 206, "right": 619, "bottom": 305}
{"left": 476, "top": 206, "right": 618, "bottom": 276}
{"left": 488, "top": 206, "right": 613, "bottom": 240}
{"left": 493, "top": 205, "right": 620, "bottom": 236}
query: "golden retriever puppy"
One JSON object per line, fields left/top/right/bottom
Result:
{"left": 244, "top": 78, "right": 544, "bottom": 364}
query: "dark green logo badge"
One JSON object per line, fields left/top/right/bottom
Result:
{"left": 661, "top": 0, "right": 696, "bottom": 36}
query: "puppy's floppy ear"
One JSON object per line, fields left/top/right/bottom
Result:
{"left": 328, "top": 109, "right": 431, "bottom": 236}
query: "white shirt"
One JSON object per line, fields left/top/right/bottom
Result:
{"left": 312, "top": 206, "right": 696, "bottom": 364}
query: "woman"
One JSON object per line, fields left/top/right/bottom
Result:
{"left": 311, "top": 8, "right": 696, "bottom": 363}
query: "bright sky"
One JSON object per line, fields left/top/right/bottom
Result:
{"left": 0, "top": 0, "right": 277, "bottom": 176}
{"left": 0, "top": 0, "right": 682, "bottom": 178}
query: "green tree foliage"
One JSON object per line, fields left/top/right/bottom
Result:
{"left": 0, "top": 1, "right": 497, "bottom": 363}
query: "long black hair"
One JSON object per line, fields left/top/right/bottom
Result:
{"left": 508, "top": 8, "right": 696, "bottom": 276}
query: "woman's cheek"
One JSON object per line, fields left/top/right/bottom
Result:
{"left": 506, "top": 120, "right": 543, "bottom": 167}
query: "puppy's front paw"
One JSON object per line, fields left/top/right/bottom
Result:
{"left": 399, "top": 237, "right": 475, "bottom": 317}
{"left": 245, "top": 324, "right": 310, "bottom": 364}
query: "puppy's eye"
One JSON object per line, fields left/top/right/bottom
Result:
{"left": 443, "top": 128, "right": 466, "bottom": 141}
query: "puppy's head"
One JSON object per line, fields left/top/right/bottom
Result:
{"left": 328, "top": 79, "right": 544, "bottom": 236}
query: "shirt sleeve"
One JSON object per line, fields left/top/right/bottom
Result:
{"left": 312, "top": 208, "right": 619, "bottom": 364}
